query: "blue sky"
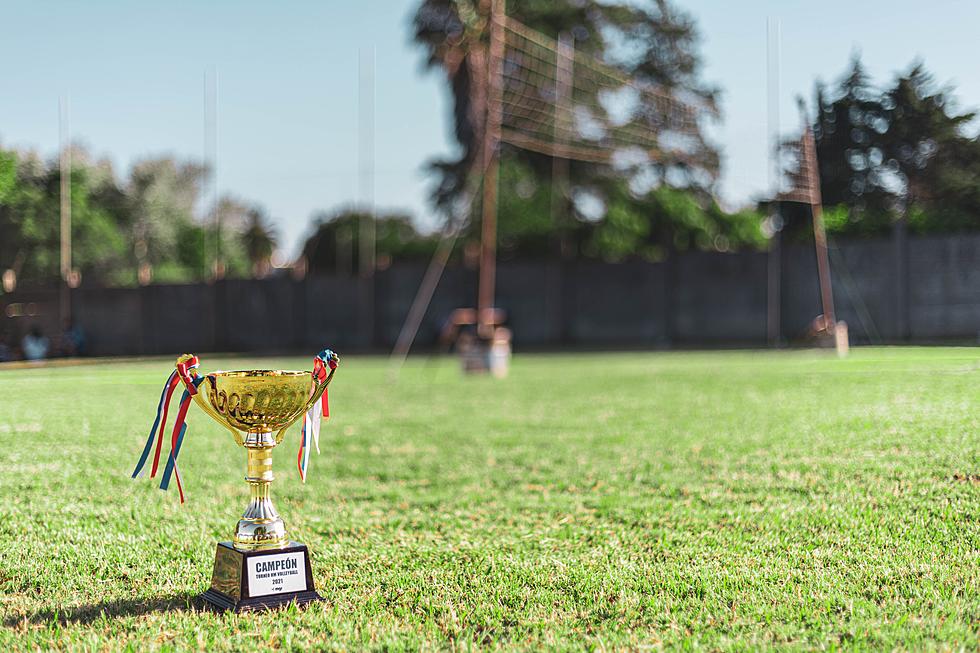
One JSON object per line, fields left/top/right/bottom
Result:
{"left": 3, "top": 1, "right": 979, "bottom": 257}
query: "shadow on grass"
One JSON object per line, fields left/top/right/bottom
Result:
{"left": 4, "top": 593, "right": 201, "bottom": 627}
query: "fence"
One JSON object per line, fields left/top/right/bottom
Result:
{"left": 4, "top": 231, "right": 980, "bottom": 356}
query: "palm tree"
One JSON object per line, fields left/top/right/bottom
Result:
{"left": 241, "top": 207, "right": 277, "bottom": 278}
{"left": 412, "top": 0, "right": 721, "bottom": 216}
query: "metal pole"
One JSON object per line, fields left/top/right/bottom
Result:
{"left": 765, "top": 18, "right": 781, "bottom": 345}
{"left": 358, "top": 46, "right": 376, "bottom": 278}
{"left": 59, "top": 96, "right": 72, "bottom": 322}
{"left": 358, "top": 46, "right": 377, "bottom": 346}
{"left": 202, "top": 71, "right": 209, "bottom": 281}
{"left": 478, "top": 0, "right": 505, "bottom": 338}
{"left": 213, "top": 69, "right": 222, "bottom": 278}
{"left": 203, "top": 68, "right": 221, "bottom": 279}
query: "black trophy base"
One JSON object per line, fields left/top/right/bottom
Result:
{"left": 201, "top": 541, "right": 322, "bottom": 613}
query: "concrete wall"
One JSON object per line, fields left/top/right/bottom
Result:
{"left": 4, "top": 232, "right": 980, "bottom": 355}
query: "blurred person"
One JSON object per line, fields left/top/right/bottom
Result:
{"left": 22, "top": 326, "right": 49, "bottom": 361}
{"left": 58, "top": 319, "right": 86, "bottom": 357}
{"left": 0, "top": 332, "right": 12, "bottom": 362}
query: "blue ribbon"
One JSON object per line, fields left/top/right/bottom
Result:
{"left": 132, "top": 371, "right": 177, "bottom": 479}
{"left": 158, "top": 376, "right": 204, "bottom": 492}
{"left": 159, "top": 423, "right": 186, "bottom": 492}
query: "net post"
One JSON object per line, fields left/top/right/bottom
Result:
{"left": 551, "top": 32, "right": 573, "bottom": 258}
{"left": 802, "top": 126, "right": 836, "bottom": 328}
{"left": 478, "top": 0, "right": 505, "bottom": 338}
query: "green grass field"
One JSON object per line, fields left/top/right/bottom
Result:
{"left": 2, "top": 349, "right": 979, "bottom": 650}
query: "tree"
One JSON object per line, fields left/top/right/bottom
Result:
{"left": 880, "top": 63, "right": 980, "bottom": 231}
{"left": 0, "top": 149, "right": 15, "bottom": 203}
{"left": 587, "top": 184, "right": 764, "bottom": 261}
{"left": 210, "top": 196, "right": 253, "bottom": 279}
{"left": 0, "top": 146, "right": 129, "bottom": 286}
{"left": 125, "top": 159, "right": 254, "bottom": 282}
{"left": 813, "top": 55, "right": 891, "bottom": 219}
{"left": 812, "top": 57, "right": 980, "bottom": 236}
{"left": 301, "top": 209, "right": 439, "bottom": 275}
{"left": 241, "top": 207, "right": 278, "bottom": 278}
{"left": 413, "top": 0, "right": 729, "bottom": 255}
{"left": 126, "top": 157, "right": 207, "bottom": 282}
{"left": 0, "top": 145, "right": 268, "bottom": 287}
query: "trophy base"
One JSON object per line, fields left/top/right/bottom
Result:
{"left": 201, "top": 541, "right": 322, "bottom": 613}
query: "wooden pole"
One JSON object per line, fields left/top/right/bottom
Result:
{"left": 804, "top": 127, "right": 836, "bottom": 327}
{"left": 811, "top": 204, "right": 835, "bottom": 327}
{"left": 550, "top": 32, "right": 573, "bottom": 258}
{"left": 388, "top": 226, "right": 459, "bottom": 376}
{"left": 478, "top": 0, "right": 505, "bottom": 338}
{"left": 767, "top": 225, "right": 782, "bottom": 345}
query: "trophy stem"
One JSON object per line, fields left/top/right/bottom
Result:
{"left": 234, "top": 432, "right": 288, "bottom": 551}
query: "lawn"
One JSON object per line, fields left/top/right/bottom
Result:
{"left": 1, "top": 349, "right": 978, "bottom": 650}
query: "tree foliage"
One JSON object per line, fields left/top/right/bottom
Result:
{"left": 0, "top": 146, "right": 258, "bottom": 288}
{"left": 812, "top": 56, "right": 980, "bottom": 235}
{"left": 300, "top": 209, "right": 441, "bottom": 275}
{"left": 413, "top": 0, "right": 763, "bottom": 258}
{"left": 242, "top": 207, "right": 278, "bottom": 278}
{"left": 813, "top": 56, "right": 892, "bottom": 218}
{"left": 586, "top": 185, "right": 764, "bottom": 262}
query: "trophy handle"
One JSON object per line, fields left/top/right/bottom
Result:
{"left": 272, "top": 353, "right": 339, "bottom": 444}
{"left": 175, "top": 353, "right": 245, "bottom": 447}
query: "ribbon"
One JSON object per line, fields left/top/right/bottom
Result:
{"left": 133, "top": 356, "right": 201, "bottom": 503}
{"left": 297, "top": 421, "right": 311, "bottom": 483}
{"left": 131, "top": 370, "right": 178, "bottom": 479}
{"left": 175, "top": 356, "right": 200, "bottom": 396}
{"left": 158, "top": 375, "right": 204, "bottom": 502}
{"left": 298, "top": 349, "right": 338, "bottom": 482}
{"left": 150, "top": 373, "right": 181, "bottom": 477}
{"left": 137, "top": 350, "right": 336, "bottom": 497}
{"left": 159, "top": 423, "right": 187, "bottom": 501}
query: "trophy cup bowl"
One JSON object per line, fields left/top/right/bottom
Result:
{"left": 200, "top": 369, "right": 319, "bottom": 551}
{"left": 159, "top": 352, "right": 339, "bottom": 612}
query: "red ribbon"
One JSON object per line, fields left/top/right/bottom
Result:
{"left": 168, "top": 394, "right": 193, "bottom": 502}
{"left": 312, "top": 357, "right": 327, "bottom": 382}
{"left": 166, "top": 356, "right": 200, "bottom": 502}
{"left": 150, "top": 374, "right": 180, "bottom": 477}
{"left": 176, "top": 355, "right": 200, "bottom": 396}
{"left": 297, "top": 423, "right": 306, "bottom": 477}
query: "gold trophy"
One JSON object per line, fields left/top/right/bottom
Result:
{"left": 137, "top": 350, "right": 339, "bottom": 612}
